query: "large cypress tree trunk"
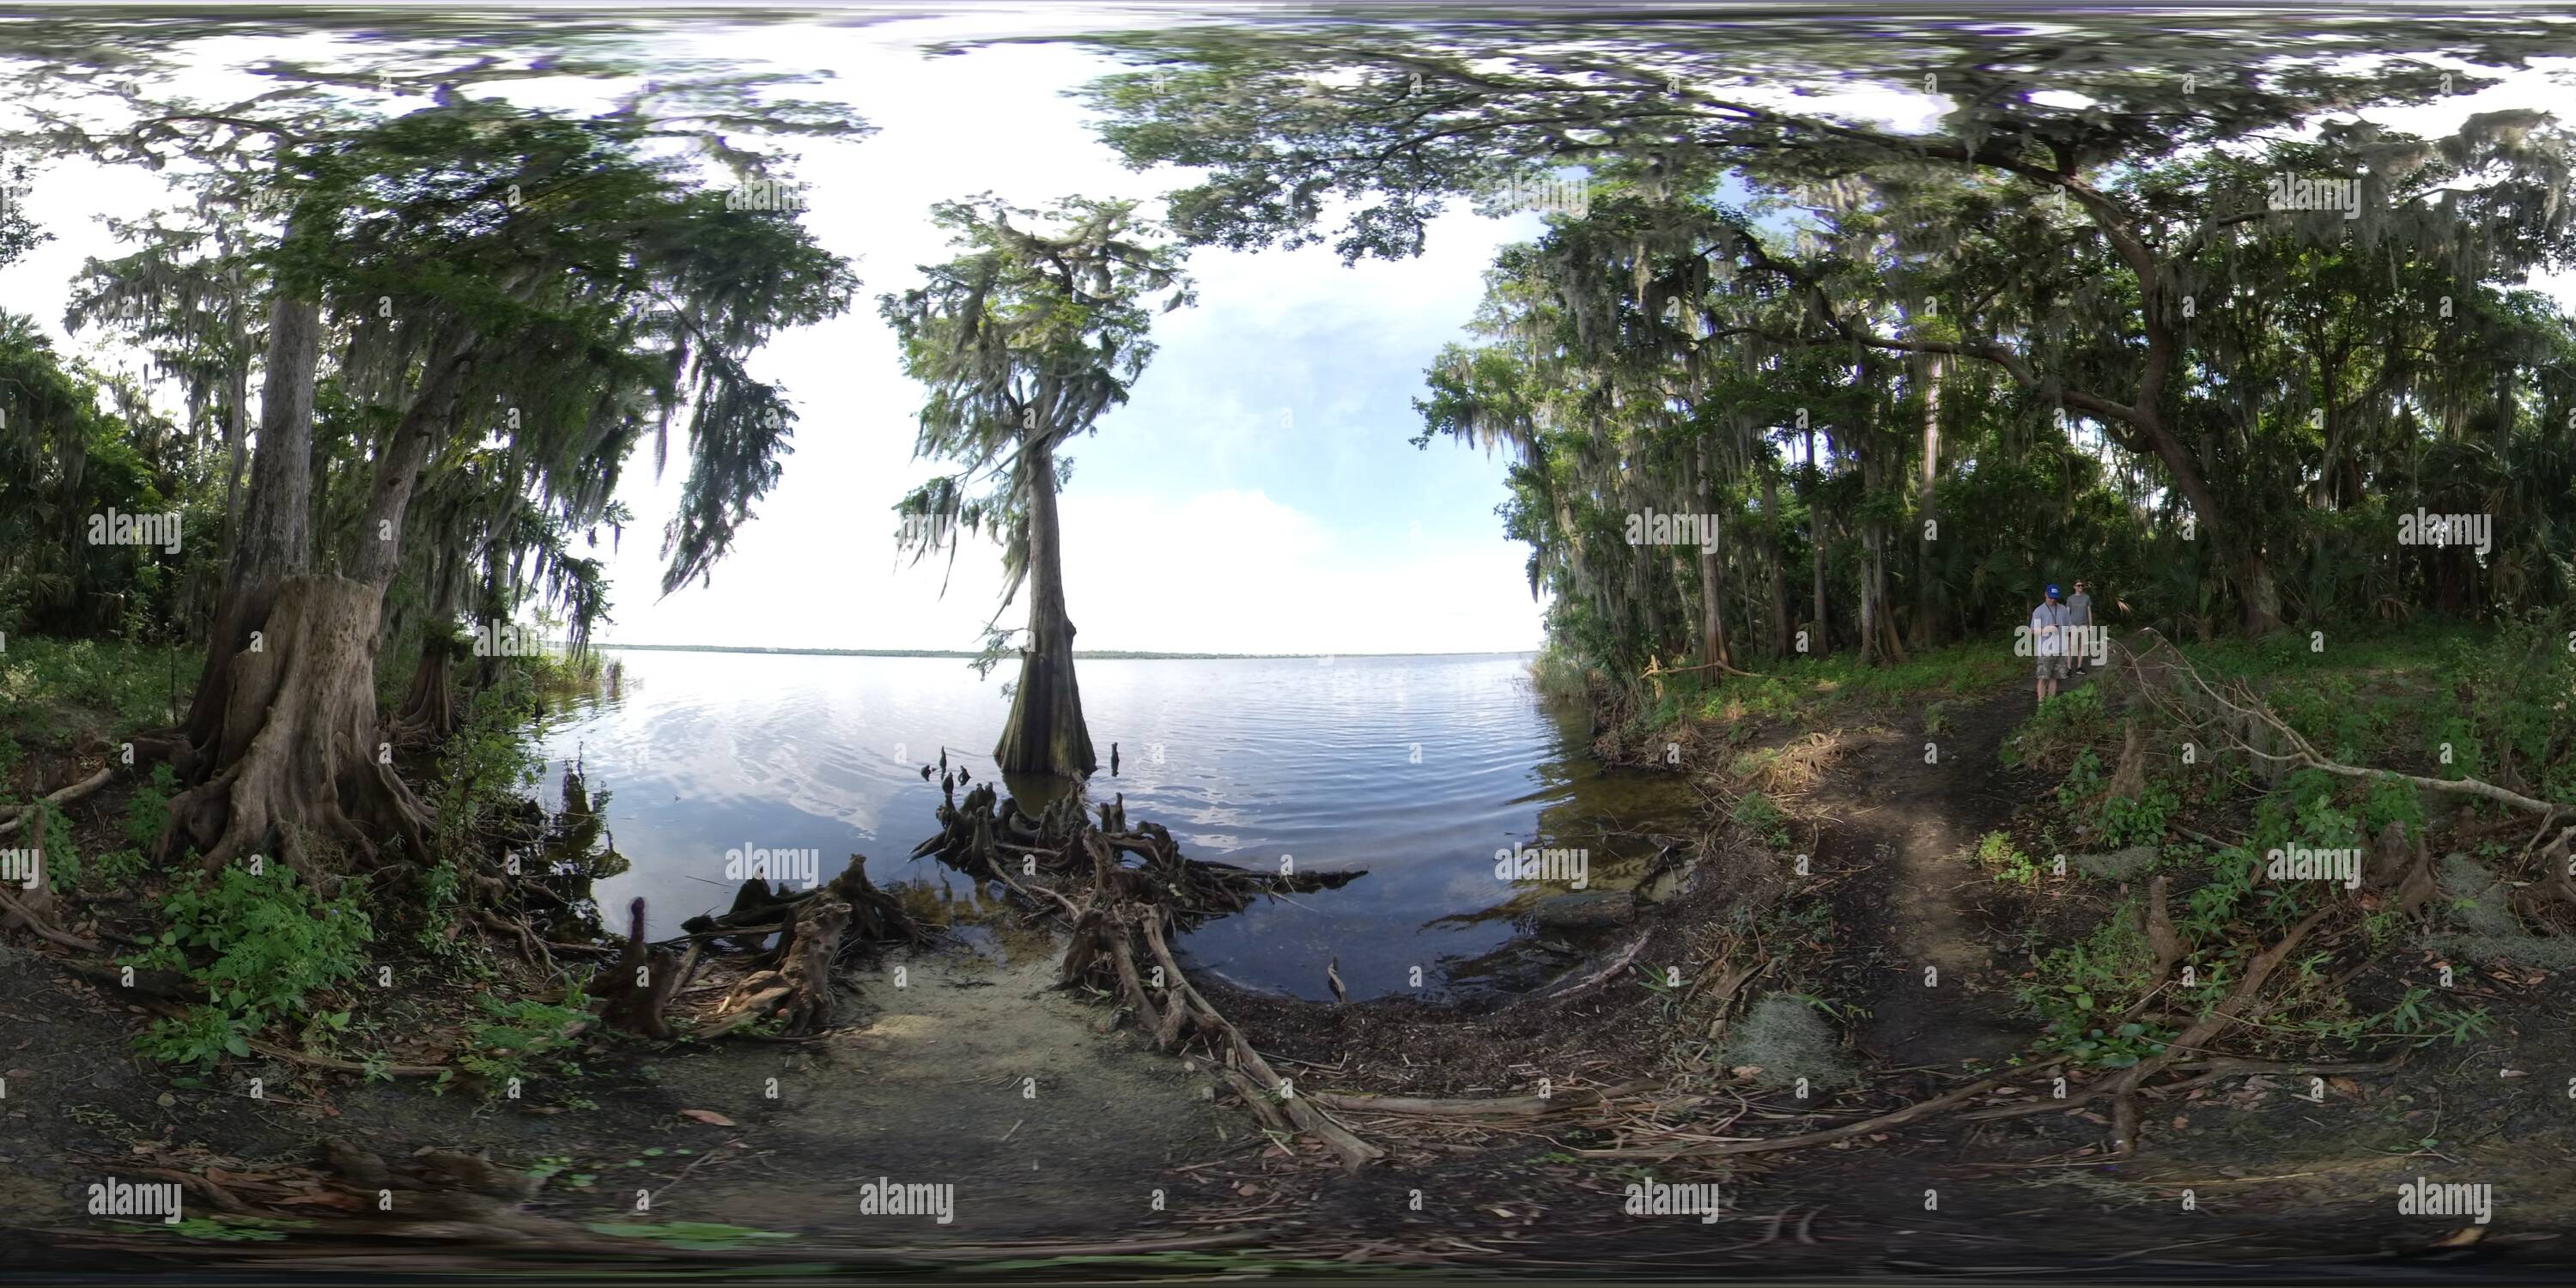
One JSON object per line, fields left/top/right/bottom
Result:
{"left": 156, "top": 313, "right": 472, "bottom": 881}
{"left": 174, "top": 294, "right": 321, "bottom": 765}
{"left": 993, "top": 432, "right": 1099, "bottom": 779}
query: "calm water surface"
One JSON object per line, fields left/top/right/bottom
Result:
{"left": 539, "top": 650, "right": 1695, "bottom": 1000}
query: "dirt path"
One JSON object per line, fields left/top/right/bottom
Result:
{"left": 0, "top": 933, "right": 1245, "bottom": 1249}
{"left": 1808, "top": 677, "right": 2074, "bottom": 1068}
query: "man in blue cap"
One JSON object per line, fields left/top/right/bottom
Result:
{"left": 2032, "top": 583, "right": 2070, "bottom": 702}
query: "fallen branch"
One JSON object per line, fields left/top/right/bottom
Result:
{"left": 1578, "top": 1056, "right": 2071, "bottom": 1159}
{"left": 244, "top": 1038, "right": 447, "bottom": 1078}
{"left": 2103, "top": 907, "right": 2330, "bottom": 1156}
{"left": 1136, "top": 913, "right": 1384, "bottom": 1170}
{"left": 1309, "top": 1078, "right": 1658, "bottom": 1118}
{"left": 2136, "top": 633, "right": 2557, "bottom": 814}
{"left": 0, "top": 766, "right": 113, "bottom": 836}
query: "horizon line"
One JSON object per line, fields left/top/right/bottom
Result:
{"left": 583, "top": 642, "right": 1540, "bottom": 659}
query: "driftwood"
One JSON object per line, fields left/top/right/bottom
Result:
{"left": 1016, "top": 811, "right": 1382, "bottom": 1169}
{"left": 1582, "top": 1056, "right": 2074, "bottom": 1160}
{"left": 916, "top": 786, "right": 1361, "bottom": 923}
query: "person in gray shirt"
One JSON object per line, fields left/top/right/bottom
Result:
{"left": 2032, "top": 584, "right": 2070, "bottom": 702}
{"left": 2065, "top": 580, "right": 2093, "bottom": 671}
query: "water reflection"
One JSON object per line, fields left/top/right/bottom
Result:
{"left": 540, "top": 651, "right": 1699, "bottom": 1000}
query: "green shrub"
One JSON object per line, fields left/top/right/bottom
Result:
{"left": 125, "top": 763, "right": 177, "bottom": 848}
{"left": 127, "top": 863, "right": 374, "bottom": 1067}
{"left": 1729, "top": 791, "right": 1791, "bottom": 848}
{"left": 452, "top": 986, "right": 590, "bottom": 1096}
{"left": 2096, "top": 779, "right": 2179, "bottom": 848}
{"left": 1975, "top": 831, "right": 2039, "bottom": 885}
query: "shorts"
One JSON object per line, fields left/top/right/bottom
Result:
{"left": 2035, "top": 654, "right": 2069, "bottom": 680}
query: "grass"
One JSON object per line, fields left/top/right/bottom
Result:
{"left": 0, "top": 634, "right": 197, "bottom": 742}
{"left": 1644, "top": 641, "right": 2024, "bottom": 732}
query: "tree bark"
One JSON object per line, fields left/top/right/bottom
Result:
{"left": 993, "top": 431, "right": 1100, "bottom": 778}
{"left": 1912, "top": 355, "right": 1941, "bottom": 649}
{"left": 159, "top": 296, "right": 453, "bottom": 876}
{"left": 346, "top": 324, "right": 477, "bottom": 587}
{"left": 1805, "top": 422, "right": 1828, "bottom": 657}
{"left": 178, "top": 293, "right": 321, "bottom": 762}
{"left": 1763, "top": 454, "right": 1789, "bottom": 660}
{"left": 1694, "top": 443, "right": 1729, "bottom": 668}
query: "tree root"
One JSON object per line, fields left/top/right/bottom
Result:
{"left": 0, "top": 766, "right": 112, "bottom": 836}
{"left": 594, "top": 898, "right": 686, "bottom": 1041}
{"left": 2101, "top": 907, "right": 2330, "bottom": 1156}
{"left": 248, "top": 1038, "right": 448, "bottom": 1078}
{"left": 709, "top": 899, "right": 848, "bottom": 1037}
{"left": 0, "top": 884, "right": 101, "bottom": 952}
{"left": 1959, "top": 1054, "right": 2408, "bottom": 1122}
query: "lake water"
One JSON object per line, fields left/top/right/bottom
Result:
{"left": 538, "top": 650, "right": 1698, "bottom": 1001}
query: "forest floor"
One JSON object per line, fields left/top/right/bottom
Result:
{"left": 5, "top": 643, "right": 2576, "bottom": 1279}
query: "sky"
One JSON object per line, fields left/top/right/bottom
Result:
{"left": 2, "top": 15, "right": 2570, "bottom": 654}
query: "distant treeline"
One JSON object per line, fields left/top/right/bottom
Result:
{"left": 587, "top": 643, "right": 1534, "bottom": 661}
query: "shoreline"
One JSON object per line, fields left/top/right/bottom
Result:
{"left": 586, "top": 643, "right": 1540, "bottom": 660}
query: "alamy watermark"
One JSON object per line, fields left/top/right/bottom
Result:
{"left": 2397, "top": 508, "right": 2492, "bottom": 556}
{"left": 2268, "top": 844, "right": 2362, "bottom": 890}
{"left": 1482, "top": 168, "right": 1589, "bottom": 220}
{"left": 897, "top": 513, "right": 957, "bottom": 550}
{"left": 87, "top": 507, "right": 182, "bottom": 553}
{"left": 726, "top": 179, "right": 808, "bottom": 212}
{"left": 88, "top": 1176, "right": 182, "bottom": 1224}
{"left": 1624, "top": 508, "right": 1722, "bottom": 553}
{"left": 2397, "top": 1177, "right": 2493, "bottom": 1224}
{"left": 2267, "top": 172, "right": 2362, "bottom": 221}
{"left": 2, "top": 847, "right": 40, "bottom": 890}
{"left": 854, "top": 1176, "right": 954, "bottom": 1224}
{"left": 471, "top": 620, "right": 548, "bottom": 658}
{"left": 1496, "top": 845, "right": 1589, "bottom": 890}
{"left": 2016, "top": 622, "right": 2111, "bottom": 663}
{"left": 1624, "top": 1176, "right": 1725, "bottom": 1223}
{"left": 724, "top": 842, "right": 820, "bottom": 890}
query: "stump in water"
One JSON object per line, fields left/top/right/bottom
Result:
{"left": 596, "top": 899, "right": 688, "bottom": 1041}
{"left": 157, "top": 575, "right": 428, "bottom": 882}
